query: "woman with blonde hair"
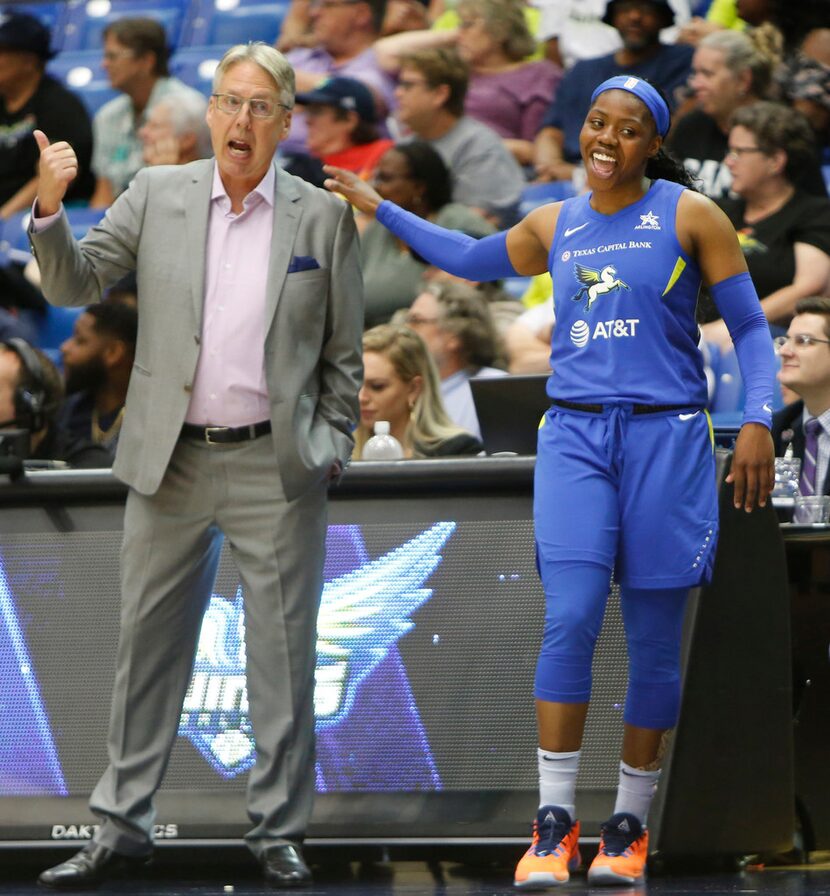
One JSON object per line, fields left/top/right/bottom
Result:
{"left": 355, "top": 324, "right": 483, "bottom": 459}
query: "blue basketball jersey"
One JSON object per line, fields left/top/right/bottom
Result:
{"left": 547, "top": 179, "right": 707, "bottom": 406}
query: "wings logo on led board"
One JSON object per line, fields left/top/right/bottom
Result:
{"left": 178, "top": 522, "right": 455, "bottom": 785}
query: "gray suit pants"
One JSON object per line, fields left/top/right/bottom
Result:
{"left": 90, "top": 433, "right": 327, "bottom": 858}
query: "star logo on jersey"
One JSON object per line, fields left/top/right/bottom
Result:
{"left": 571, "top": 263, "right": 630, "bottom": 311}
{"left": 635, "top": 210, "right": 660, "bottom": 230}
{"left": 178, "top": 522, "right": 456, "bottom": 778}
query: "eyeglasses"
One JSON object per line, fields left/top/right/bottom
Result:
{"left": 774, "top": 334, "right": 830, "bottom": 349}
{"left": 405, "top": 313, "right": 439, "bottom": 326}
{"left": 310, "top": 0, "right": 361, "bottom": 9}
{"left": 725, "top": 146, "right": 766, "bottom": 160}
{"left": 103, "top": 49, "right": 136, "bottom": 62}
{"left": 211, "top": 93, "right": 291, "bottom": 119}
{"left": 396, "top": 77, "right": 430, "bottom": 91}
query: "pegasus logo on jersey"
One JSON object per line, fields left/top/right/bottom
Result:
{"left": 571, "top": 263, "right": 630, "bottom": 311}
{"left": 178, "top": 522, "right": 456, "bottom": 778}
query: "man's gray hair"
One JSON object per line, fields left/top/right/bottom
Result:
{"left": 154, "top": 92, "right": 212, "bottom": 158}
{"left": 213, "top": 42, "right": 295, "bottom": 109}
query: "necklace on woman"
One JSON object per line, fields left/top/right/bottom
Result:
{"left": 92, "top": 405, "right": 125, "bottom": 444}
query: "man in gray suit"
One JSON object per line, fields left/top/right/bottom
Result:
{"left": 33, "top": 42, "right": 363, "bottom": 890}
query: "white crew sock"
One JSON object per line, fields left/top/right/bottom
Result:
{"left": 613, "top": 760, "right": 661, "bottom": 824}
{"left": 537, "top": 748, "right": 580, "bottom": 819}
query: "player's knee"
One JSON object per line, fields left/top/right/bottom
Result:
{"left": 623, "top": 677, "right": 681, "bottom": 729}
{"left": 534, "top": 652, "right": 593, "bottom": 703}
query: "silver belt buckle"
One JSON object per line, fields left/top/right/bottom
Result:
{"left": 205, "top": 426, "right": 229, "bottom": 445}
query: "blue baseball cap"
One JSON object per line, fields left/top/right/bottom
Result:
{"left": 295, "top": 77, "right": 377, "bottom": 124}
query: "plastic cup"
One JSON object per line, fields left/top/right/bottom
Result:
{"left": 772, "top": 457, "right": 802, "bottom": 499}
{"left": 793, "top": 495, "right": 830, "bottom": 525}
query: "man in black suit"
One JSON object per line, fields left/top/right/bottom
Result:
{"left": 772, "top": 297, "right": 830, "bottom": 497}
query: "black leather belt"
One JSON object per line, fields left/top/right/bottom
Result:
{"left": 551, "top": 399, "right": 698, "bottom": 415}
{"left": 181, "top": 420, "right": 272, "bottom": 444}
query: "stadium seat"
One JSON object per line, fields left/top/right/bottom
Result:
{"left": 33, "top": 306, "right": 86, "bottom": 353}
{"left": 169, "top": 45, "right": 224, "bottom": 95}
{"left": 502, "top": 277, "right": 531, "bottom": 299}
{"left": 63, "top": 207, "right": 107, "bottom": 241}
{"left": 0, "top": 207, "right": 104, "bottom": 272}
{"left": 710, "top": 346, "right": 744, "bottom": 415}
{"left": 822, "top": 164, "right": 830, "bottom": 195}
{"left": 0, "top": 211, "right": 33, "bottom": 268}
{"left": 179, "top": 0, "right": 289, "bottom": 48}
{"left": 48, "top": 49, "right": 119, "bottom": 114}
{"left": 58, "top": 0, "right": 186, "bottom": 52}
{"left": 518, "top": 180, "right": 576, "bottom": 218}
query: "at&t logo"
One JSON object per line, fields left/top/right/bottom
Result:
{"left": 570, "top": 320, "right": 590, "bottom": 347}
{"left": 570, "top": 318, "right": 640, "bottom": 347}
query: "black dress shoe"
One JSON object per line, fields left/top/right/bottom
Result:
{"left": 261, "top": 843, "right": 312, "bottom": 888}
{"left": 38, "top": 842, "right": 152, "bottom": 889}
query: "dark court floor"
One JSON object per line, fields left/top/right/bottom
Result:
{"left": 4, "top": 848, "right": 830, "bottom": 896}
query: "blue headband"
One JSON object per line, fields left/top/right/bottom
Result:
{"left": 589, "top": 76, "right": 670, "bottom": 138}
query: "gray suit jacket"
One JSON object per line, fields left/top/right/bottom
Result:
{"left": 30, "top": 160, "right": 363, "bottom": 501}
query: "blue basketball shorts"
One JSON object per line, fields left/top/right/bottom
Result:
{"left": 534, "top": 405, "right": 719, "bottom": 589}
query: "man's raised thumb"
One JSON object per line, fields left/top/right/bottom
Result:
{"left": 33, "top": 130, "right": 50, "bottom": 152}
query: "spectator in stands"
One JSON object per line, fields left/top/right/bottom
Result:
{"left": 56, "top": 302, "right": 137, "bottom": 462}
{"left": 392, "top": 48, "right": 526, "bottom": 224}
{"left": 0, "top": 339, "right": 59, "bottom": 456}
{"left": 280, "top": 0, "right": 396, "bottom": 157}
{"left": 405, "top": 280, "right": 506, "bottom": 438}
{"left": 701, "top": 101, "right": 830, "bottom": 350}
{"left": 781, "top": 29, "right": 830, "bottom": 164}
{"left": 0, "top": 12, "right": 93, "bottom": 220}
{"left": 533, "top": 0, "right": 692, "bottom": 183}
{"left": 505, "top": 301, "right": 555, "bottom": 374}
{"left": 360, "top": 141, "right": 495, "bottom": 326}
{"left": 91, "top": 17, "right": 205, "bottom": 206}
{"left": 679, "top": 0, "right": 829, "bottom": 52}
{"left": 540, "top": 0, "right": 690, "bottom": 70}
{"left": 374, "top": 0, "right": 562, "bottom": 166}
{"left": 381, "top": 0, "right": 431, "bottom": 36}
{"left": 418, "top": 262, "right": 523, "bottom": 340}
{"left": 277, "top": 0, "right": 427, "bottom": 50}
{"left": 138, "top": 92, "right": 211, "bottom": 167}
{"left": 286, "top": 76, "right": 393, "bottom": 186}
{"left": 772, "top": 297, "right": 830, "bottom": 492}
{"left": 355, "top": 323, "right": 482, "bottom": 457}
{"left": 667, "top": 26, "right": 791, "bottom": 198}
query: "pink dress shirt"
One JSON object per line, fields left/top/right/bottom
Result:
{"left": 33, "top": 163, "right": 277, "bottom": 428}
{"left": 185, "top": 164, "right": 274, "bottom": 426}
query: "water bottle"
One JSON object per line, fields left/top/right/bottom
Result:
{"left": 362, "top": 421, "right": 403, "bottom": 460}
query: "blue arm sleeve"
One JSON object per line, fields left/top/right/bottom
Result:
{"left": 710, "top": 271, "right": 775, "bottom": 430}
{"left": 376, "top": 201, "right": 518, "bottom": 281}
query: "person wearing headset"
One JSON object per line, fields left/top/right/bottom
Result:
{"left": 0, "top": 338, "right": 109, "bottom": 467}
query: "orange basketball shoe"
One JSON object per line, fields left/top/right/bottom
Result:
{"left": 514, "top": 805, "right": 581, "bottom": 889}
{"left": 587, "top": 812, "right": 648, "bottom": 886}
